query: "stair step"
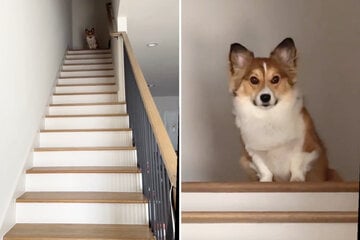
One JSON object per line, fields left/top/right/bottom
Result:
{"left": 58, "top": 76, "right": 115, "bottom": 85}
{"left": 17, "top": 192, "right": 147, "bottom": 203}
{"left": 59, "top": 75, "right": 114, "bottom": 79}
{"left": 16, "top": 192, "right": 148, "bottom": 224}
{"left": 48, "top": 104, "right": 126, "bottom": 115}
{"left": 40, "top": 128, "right": 131, "bottom": 132}
{"left": 64, "top": 58, "right": 112, "bottom": 65}
{"left": 33, "top": 148, "right": 137, "bottom": 167}
{"left": 57, "top": 83, "right": 115, "bottom": 87}
{"left": 60, "top": 70, "right": 115, "bottom": 78}
{"left": 183, "top": 182, "right": 359, "bottom": 192}
{"left": 34, "top": 146, "right": 136, "bottom": 151}
{"left": 49, "top": 102, "right": 124, "bottom": 106}
{"left": 182, "top": 182, "right": 359, "bottom": 212}
{"left": 55, "top": 84, "right": 117, "bottom": 94}
{"left": 182, "top": 211, "right": 358, "bottom": 223}
{"left": 25, "top": 167, "right": 142, "bottom": 192}
{"left": 46, "top": 113, "right": 128, "bottom": 117}
{"left": 62, "top": 68, "right": 114, "bottom": 72}
{"left": 44, "top": 115, "right": 129, "bottom": 129}
{"left": 67, "top": 49, "right": 111, "bottom": 54}
{"left": 62, "top": 63, "right": 114, "bottom": 71}
{"left": 27, "top": 166, "right": 140, "bottom": 174}
{"left": 52, "top": 93, "right": 118, "bottom": 104}
{"left": 182, "top": 213, "right": 357, "bottom": 240}
{"left": 4, "top": 224, "right": 154, "bottom": 240}
{"left": 65, "top": 54, "right": 112, "bottom": 59}
{"left": 53, "top": 91, "right": 117, "bottom": 95}
{"left": 39, "top": 131, "right": 132, "bottom": 148}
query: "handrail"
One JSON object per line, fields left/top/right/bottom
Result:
{"left": 106, "top": 4, "right": 177, "bottom": 240}
{"left": 111, "top": 31, "right": 178, "bottom": 188}
{"left": 122, "top": 32, "right": 178, "bottom": 188}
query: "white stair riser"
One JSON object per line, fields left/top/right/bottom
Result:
{"left": 58, "top": 77, "right": 115, "bottom": 85}
{"left": 39, "top": 131, "right": 132, "bottom": 147}
{"left": 33, "top": 150, "right": 137, "bottom": 167}
{"left": 182, "top": 193, "right": 359, "bottom": 212}
{"left": 65, "top": 54, "right": 112, "bottom": 59}
{"left": 16, "top": 203, "right": 148, "bottom": 224}
{"left": 52, "top": 94, "right": 117, "bottom": 104}
{"left": 26, "top": 173, "right": 142, "bottom": 192}
{"left": 67, "top": 49, "right": 111, "bottom": 54}
{"left": 49, "top": 105, "right": 126, "bottom": 115}
{"left": 64, "top": 58, "right": 112, "bottom": 64}
{"left": 182, "top": 223, "right": 357, "bottom": 240}
{"left": 44, "top": 116, "right": 129, "bottom": 129}
{"left": 60, "top": 70, "right": 114, "bottom": 78}
{"left": 55, "top": 85, "right": 117, "bottom": 94}
{"left": 62, "top": 63, "right": 113, "bottom": 71}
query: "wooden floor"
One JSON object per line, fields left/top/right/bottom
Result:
{"left": 4, "top": 224, "right": 154, "bottom": 240}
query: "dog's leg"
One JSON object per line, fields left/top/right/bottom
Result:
{"left": 240, "top": 156, "right": 259, "bottom": 181}
{"left": 251, "top": 154, "right": 273, "bottom": 182}
{"left": 290, "top": 151, "right": 318, "bottom": 182}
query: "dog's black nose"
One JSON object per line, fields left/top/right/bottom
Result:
{"left": 260, "top": 94, "right": 271, "bottom": 103}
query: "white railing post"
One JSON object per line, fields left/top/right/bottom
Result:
{"left": 111, "top": 37, "right": 126, "bottom": 103}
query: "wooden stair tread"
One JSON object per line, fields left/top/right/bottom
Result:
{"left": 40, "top": 128, "right": 131, "bottom": 132}
{"left": 182, "top": 211, "right": 358, "bottom": 223}
{"left": 27, "top": 166, "right": 140, "bottom": 174}
{"left": 34, "top": 146, "right": 136, "bottom": 152}
{"left": 49, "top": 102, "right": 125, "bottom": 106}
{"left": 46, "top": 113, "right": 128, "bottom": 118}
{"left": 59, "top": 75, "right": 114, "bottom": 79}
{"left": 53, "top": 91, "right": 117, "bottom": 96}
{"left": 17, "top": 192, "right": 147, "bottom": 203}
{"left": 65, "top": 57, "right": 112, "bottom": 60}
{"left": 4, "top": 224, "right": 154, "bottom": 240}
{"left": 63, "top": 62, "right": 113, "bottom": 66}
{"left": 182, "top": 182, "right": 359, "bottom": 193}
{"left": 56, "top": 83, "right": 116, "bottom": 87}
{"left": 61, "top": 68, "right": 114, "bottom": 72}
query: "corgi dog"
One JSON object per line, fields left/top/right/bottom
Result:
{"left": 85, "top": 28, "right": 98, "bottom": 49}
{"left": 229, "top": 38, "right": 328, "bottom": 182}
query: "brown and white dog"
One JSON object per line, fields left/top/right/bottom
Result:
{"left": 229, "top": 38, "right": 328, "bottom": 182}
{"left": 85, "top": 28, "right": 98, "bottom": 49}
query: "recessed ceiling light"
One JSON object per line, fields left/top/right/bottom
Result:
{"left": 146, "top": 42, "right": 159, "bottom": 47}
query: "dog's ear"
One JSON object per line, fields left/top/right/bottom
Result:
{"left": 229, "top": 43, "right": 254, "bottom": 74}
{"left": 270, "top": 38, "right": 297, "bottom": 68}
{"left": 229, "top": 43, "right": 253, "bottom": 94}
{"left": 85, "top": 28, "right": 89, "bottom": 33}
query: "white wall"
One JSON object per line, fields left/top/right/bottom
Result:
{"left": 182, "top": 0, "right": 360, "bottom": 181}
{"left": 0, "top": 0, "right": 72, "bottom": 236}
{"left": 72, "top": 0, "right": 110, "bottom": 49}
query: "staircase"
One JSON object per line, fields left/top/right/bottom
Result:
{"left": 182, "top": 182, "right": 359, "bottom": 240}
{"left": 4, "top": 49, "right": 154, "bottom": 240}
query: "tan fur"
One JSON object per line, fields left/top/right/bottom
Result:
{"left": 301, "top": 108, "right": 328, "bottom": 181}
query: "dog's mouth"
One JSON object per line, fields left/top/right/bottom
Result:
{"left": 252, "top": 99, "right": 278, "bottom": 108}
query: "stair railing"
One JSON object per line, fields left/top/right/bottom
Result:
{"left": 106, "top": 4, "right": 178, "bottom": 240}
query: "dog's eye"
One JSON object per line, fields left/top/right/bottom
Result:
{"left": 271, "top": 76, "right": 280, "bottom": 84}
{"left": 250, "top": 76, "right": 259, "bottom": 85}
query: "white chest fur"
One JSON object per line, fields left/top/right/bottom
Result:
{"left": 233, "top": 89, "right": 315, "bottom": 181}
{"left": 86, "top": 36, "right": 97, "bottom": 49}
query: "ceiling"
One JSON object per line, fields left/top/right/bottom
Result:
{"left": 114, "top": 0, "right": 179, "bottom": 96}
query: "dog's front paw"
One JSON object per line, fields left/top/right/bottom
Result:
{"left": 290, "top": 173, "right": 305, "bottom": 182}
{"left": 259, "top": 174, "right": 273, "bottom": 182}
